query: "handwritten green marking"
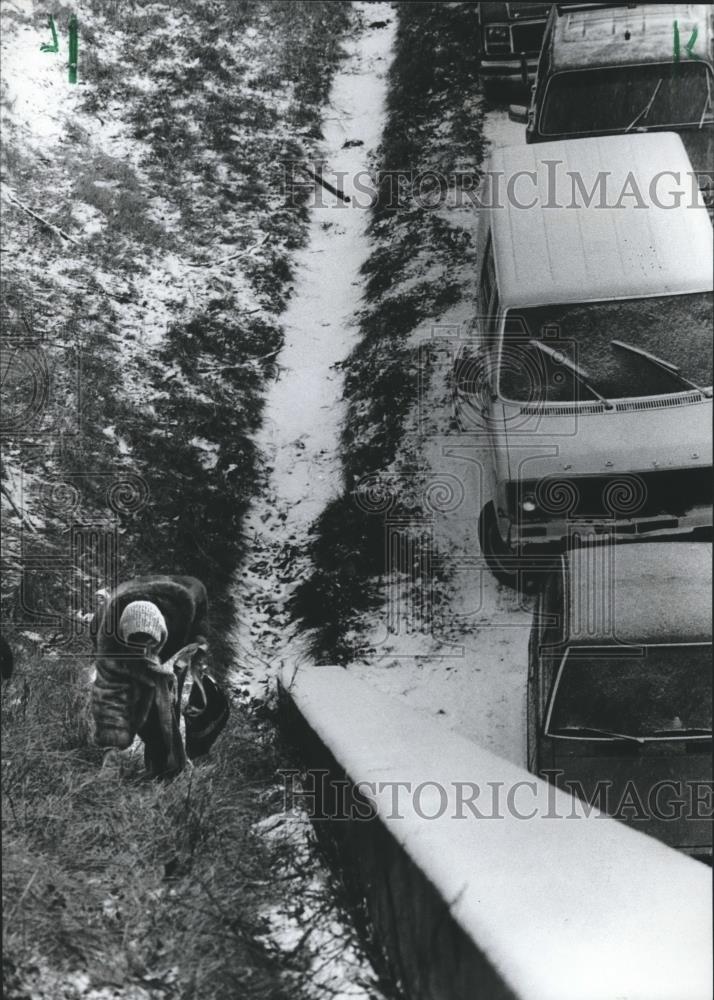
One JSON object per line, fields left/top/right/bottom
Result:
{"left": 685, "top": 24, "right": 699, "bottom": 60}
{"left": 40, "top": 13, "right": 58, "bottom": 52}
{"left": 68, "top": 15, "right": 78, "bottom": 83}
{"left": 674, "top": 19, "right": 700, "bottom": 66}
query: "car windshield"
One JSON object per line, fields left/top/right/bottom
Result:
{"left": 540, "top": 63, "right": 713, "bottom": 135}
{"left": 547, "top": 644, "right": 713, "bottom": 739}
{"left": 499, "top": 292, "right": 713, "bottom": 403}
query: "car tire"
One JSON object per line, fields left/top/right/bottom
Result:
{"left": 478, "top": 501, "right": 521, "bottom": 588}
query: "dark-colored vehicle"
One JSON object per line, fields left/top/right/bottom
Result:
{"left": 479, "top": 3, "right": 554, "bottom": 91}
{"left": 510, "top": 4, "right": 714, "bottom": 197}
{"left": 528, "top": 541, "right": 713, "bottom": 859}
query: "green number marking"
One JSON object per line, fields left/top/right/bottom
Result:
{"left": 40, "top": 13, "right": 59, "bottom": 52}
{"left": 674, "top": 19, "right": 699, "bottom": 64}
{"left": 685, "top": 24, "right": 699, "bottom": 59}
{"left": 39, "top": 14, "right": 78, "bottom": 82}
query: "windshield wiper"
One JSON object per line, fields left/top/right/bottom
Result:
{"left": 553, "top": 725, "right": 646, "bottom": 744}
{"left": 529, "top": 339, "right": 614, "bottom": 409}
{"left": 652, "top": 727, "right": 712, "bottom": 737}
{"left": 625, "top": 78, "right": 663, "bottom": 132}
{"left": 611, "top": 339, "right": 713, "bottom": 398}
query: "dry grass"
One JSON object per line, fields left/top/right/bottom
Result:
{"left": 1, "top": 648, "right": 348, "bottom": 999}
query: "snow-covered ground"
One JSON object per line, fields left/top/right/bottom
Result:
{"left": 346, "top": 103, "right": 531, "bottom": 766}
{"left": 482, "top": 105, "right": 524, "bottom": 154}
{"left": 232, "top": 5, "right": 396, "bottom": 995}
{"left": 232, "top": 3, "right": 395, "bottom": 693}
{"left": 0, "top": 3, "right": 206, "bottom": 370}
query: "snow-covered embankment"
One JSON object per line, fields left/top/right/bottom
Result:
{"left": 232, "top": 5, "right": 397, "bottom": 994}
{"left": 233, "top": 3, "right": 395, "bottom": 691}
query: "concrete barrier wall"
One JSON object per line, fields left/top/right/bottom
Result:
{"left": 278, "top": 664, "right": 713, "bottom": 1000}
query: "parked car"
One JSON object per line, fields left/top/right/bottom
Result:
{"left": 527, "top": 540, "right": 712, "bottom": 860}
{"left": 510, "top": 3, "right": 714, "bottom": 199}
{"left": 455, "top": 132, "right": 713, "bottom": 585}
{"left": 478, "top": 3, "right": 555, "bottom": 93}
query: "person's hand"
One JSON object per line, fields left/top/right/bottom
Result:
{"left": 169, "top": 643, "right": 200, "bottom": 666}
{"left": 192, "top": 643, "right": 209, "bottom": 670}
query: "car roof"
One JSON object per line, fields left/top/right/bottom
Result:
{"left": 563, "top": 541, "right": 713, "bottom": 644}
{"left": 550, "top": 4, "right": 713, "bottom": 71}
{"left": 486, "top": 132, "right": 713, "bottom": 309}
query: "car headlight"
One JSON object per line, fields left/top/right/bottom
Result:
{"left": 521, "top": 495, "right": 537, "bottom": 513}
{"left": 486, "top": 25, "right": 510, "bottom": 45}
{"left": 507, "top": 483, "right": 540, "bottom": 516}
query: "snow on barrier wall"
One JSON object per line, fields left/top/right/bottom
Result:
{"left": 278, "top": 664, "right": 713, "bottom": 1000}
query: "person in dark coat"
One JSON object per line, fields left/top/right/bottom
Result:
{"left": 91, "top": 575, "right": 219, "bottom": 778}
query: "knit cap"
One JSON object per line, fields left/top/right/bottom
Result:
{"left": 118, "top": 601, "right": 169, "bottom": 671}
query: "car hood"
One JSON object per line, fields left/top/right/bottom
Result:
{"left": 550, "top": 747, "right": 712, "bottom": 852}
{"left": 500, "top": 396, "right": 711, "bottom": 481}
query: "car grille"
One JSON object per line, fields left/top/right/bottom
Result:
{"left": 511, "top": 468, "right": 713, "bottom": 520}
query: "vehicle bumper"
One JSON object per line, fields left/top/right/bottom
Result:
{"left": 480, "top": 56, "right": 538, "bottom": 83}
{"left": 508, "top": 506, "right": 713, "bottom": 548}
